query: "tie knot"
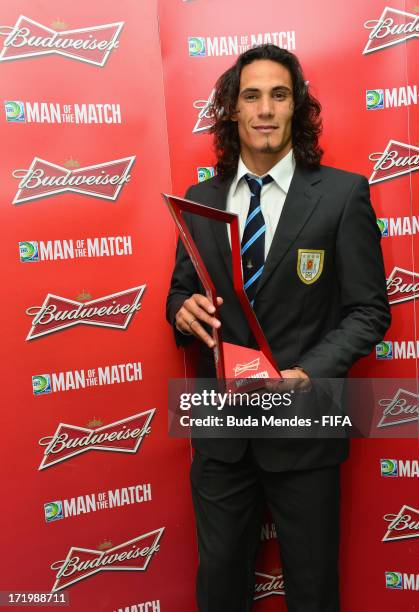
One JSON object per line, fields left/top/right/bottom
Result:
{"left": 244, "top": 174, "right": 273, "bottom": 196}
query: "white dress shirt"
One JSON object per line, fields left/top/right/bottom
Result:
{"left": 226, "top": 149, "right": 296, "bottom": 258}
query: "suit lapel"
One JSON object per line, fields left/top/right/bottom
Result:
{"left": 206, "top": 175, "right": 234, "bottom": 282}
{"left": 256, "top": 165, "right": 322, "bottom": 294}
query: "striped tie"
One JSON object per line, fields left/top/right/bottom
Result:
{"left": 241, "top": 174, "right": 273, "bottom": 305}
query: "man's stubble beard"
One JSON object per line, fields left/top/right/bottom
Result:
{"left": 261, "top": 142, "right": 277, "bottom": 153}
{"left": 260, "top": 134, "right": 289, "bottom": 155}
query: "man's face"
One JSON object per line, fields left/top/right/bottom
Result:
{"left": 233, "top": 59, "right": 294, "bottom": 165}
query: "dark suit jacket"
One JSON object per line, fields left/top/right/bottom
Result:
{"left": 166, "top": 163, "right": 391, "bottom": 471}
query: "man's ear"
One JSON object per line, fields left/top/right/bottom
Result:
{"left": 230, "top": 109, "right": 239, "bottom": 122}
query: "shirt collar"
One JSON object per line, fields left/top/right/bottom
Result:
{"left": 231, "top": 149, "right": 295, "bottom": 196}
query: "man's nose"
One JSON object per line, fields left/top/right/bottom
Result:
{"left": 257, "top": 95, "right": 274, "bottom": 117}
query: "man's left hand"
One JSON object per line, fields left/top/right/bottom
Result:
{"left": 265, "top": 368, "right": 310, "bottom": 393}
{"left": 281, "top": 367, "right": 309, "bottom": 380}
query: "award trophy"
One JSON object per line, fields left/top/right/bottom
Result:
{"left": 163, "top": 193, "right": 282, "bottom": 391}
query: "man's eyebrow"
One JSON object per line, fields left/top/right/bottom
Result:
{"left": 239, "top": 85, "right": 292, "bottom": 95}
{"left": 240, "top": 87, "right": 261, "bottom": 95}
{"left": 272, "top": 85, "right": 292, "bottom": 93}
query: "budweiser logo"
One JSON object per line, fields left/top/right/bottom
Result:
{"left": 377, "top": 388, "right": 419, "bottom": 428}
{"left": 383, "top": 505, "right": 419, "bottom": 542}
{"left": 0, "top": 15, "right": 123, "bottom": 66}
{"left": 363, "top": 7, "right": 419, "bottom": 54}
{"left": 50, "top": 528, "right": 164, "bottom": 591}
{"left": 192, "top": 89, "right": 215, "bottom": 133}
{"left": 234, "top": 358, "right": 260, "bottom": 377}
{"left": 38, "top": 409, "right": 155, "bottom": 469}
{"left": 12, "top": 156, "right": 135, "bottom": 204}
{"left": 387, "top": 267, "right": 419, "bottom": 305}
{"left": 26, "top": 285, "right": 145, "bottom": 340}
{"left": 369, "top": 140, "right": 419, "bottom": 184}
{"left": 254, "top": 570, "right": 285, "bottom": 600}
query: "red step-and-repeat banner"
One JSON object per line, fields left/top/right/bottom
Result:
{"left": 1, "top": 1, "right": 418, "bottom": 610}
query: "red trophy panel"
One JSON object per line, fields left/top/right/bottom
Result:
{"left": 163, "top": 193, "right": 281, "bottom": 386}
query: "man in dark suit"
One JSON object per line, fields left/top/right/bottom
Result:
{"left": 166, "top": 45, "right": 390, "bottom": 612}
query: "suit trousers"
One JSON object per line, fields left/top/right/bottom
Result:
{"left": 190, "top": 445, "right": 341, "bottom": 612}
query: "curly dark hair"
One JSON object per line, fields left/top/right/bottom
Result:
{"left": 209, "top": 44, "right": 323, "bottom": 177}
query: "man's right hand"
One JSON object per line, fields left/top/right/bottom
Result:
{"left": 175, "top": 294, "right": 223, "bottom": 348}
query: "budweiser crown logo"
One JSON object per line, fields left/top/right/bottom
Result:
{"left": 363, "top": 7, "right": 419, "bottom": 55}
{"left": 63, "top": 158, "right": 81, "bottom": 169}
{"left": 369, "top": 140, "right": 419, "bottom": 185}
{"left": 0, "top": 15, "right": 124, "bottom": 66}
{"left": 76, "top": 290, "right": 92, "bottom": 302}
{"left": 12, "top": 156, "right": 136, "bottom": 204}
{"left": 97, "top": 540, "right": 113, "bottom": 550}
{"left": 51, "top": 19, "right": 67, "bottom": 31}
{"left": 50, "top": 529, "right": 164, "bottom": 591}
{"left": 38, "top": 409, "right": 155, "bottom": 470}
{"left": 223, "top": 343, "right": 277, "bottom": 391}
{"left": 25, "top": 285, "right": 146, "bottom": 340}
{"left": 383, "top": 505, "right": 419, "bottom": 542}
{"left": 87, "top": 417, "right": 103, "bottom": 428}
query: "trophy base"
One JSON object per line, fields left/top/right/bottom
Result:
{"left": 222, "top": 342, "right": 281, "bottom": 392}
